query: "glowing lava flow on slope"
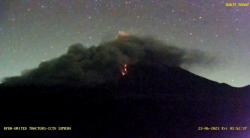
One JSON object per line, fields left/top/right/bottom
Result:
{"left": 121, "top": 64, "right": 128, "bottom": 76}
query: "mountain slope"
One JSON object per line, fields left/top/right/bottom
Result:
{"left": 0, "top": 64, "right": 248, "bottom": 138}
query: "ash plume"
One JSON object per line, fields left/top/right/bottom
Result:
{"left": 2, "top": 35, "right": 215, "bottom": 86}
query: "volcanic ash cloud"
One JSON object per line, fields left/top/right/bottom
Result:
{"left": 3, "top": 35, "right": 215, "bottom": 86}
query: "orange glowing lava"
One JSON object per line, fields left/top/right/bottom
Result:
{"left": 121, "top": 64, "right": 128, "bottom": 76}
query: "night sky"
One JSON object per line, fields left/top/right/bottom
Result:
{"left": 0, "top": 0, "right": 249, "bottom": 87}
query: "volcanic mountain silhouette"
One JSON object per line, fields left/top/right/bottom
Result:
{"left": 0, "top": 36, "right": 249, "bottom": 138}
{"left": 2, "top": 35, "right": 215, "bottom": 86}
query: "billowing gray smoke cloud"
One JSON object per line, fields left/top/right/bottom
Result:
{"left": 3, "top": 35, "right": 215, "bottom": 86}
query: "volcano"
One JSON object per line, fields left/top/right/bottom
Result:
{"left": 0, "top": 63, "right": 249, "bottom": 138}
{"left": 0, "top": 36, "right": 249, "bottom": 138}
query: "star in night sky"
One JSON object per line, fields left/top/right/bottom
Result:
{"left": 0, "top": 0, "right": 249, "bottom": 87}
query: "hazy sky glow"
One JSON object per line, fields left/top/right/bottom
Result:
{"left": 0, "top": 0, "right": 250, "bottom": 87}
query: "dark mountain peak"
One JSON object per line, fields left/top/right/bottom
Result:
{"left": 2, "top": 35, "right": 215, "bottom": 88}
{"left": 0, "top": 35, "right": 247, "bottom": 138}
